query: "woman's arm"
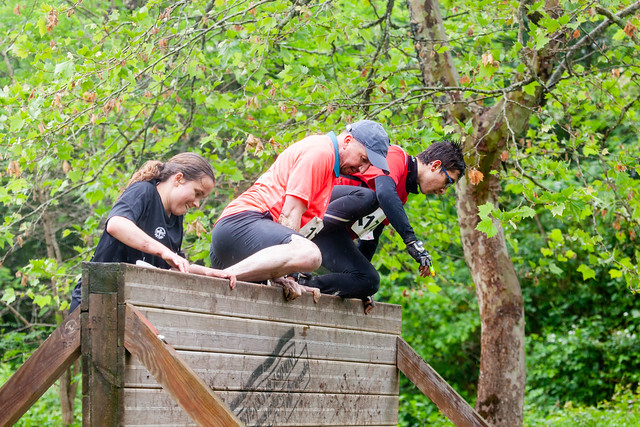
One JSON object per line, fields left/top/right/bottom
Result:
{"left": 188, "top": 264, "right": 237, "bottom": 289}
{"left": 106, "top": 215, "right": 190, "bottom": 272}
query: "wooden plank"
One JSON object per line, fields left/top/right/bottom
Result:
{"left": 397, "top": 338, "right": 488, "bottom": 427}
{"left": 125, "top": 351, "right": 399, "bottom": 395}
{"left": 121, "top": 389, "right": 398, "bottom": 426}
{"left": 135, "top": 307, "right": 398, "bottom": 365}
{"left": 84, "top": 292, "right": 123, "bottom": 426}
{"left": 0, "top": 309, "right": 80, "bottom": 427}
{"left": 81, "top": 262, "right": 125, "bottom": 311}
{"left": 122, "top": 265, "right": 402, "bottom": 335}
{"left": 123, "top": 303, "right": 242, "bottom": 427}
{"left": 81, "top": 261, "right": 126, "bottom": 426}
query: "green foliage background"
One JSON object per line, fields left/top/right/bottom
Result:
{"left": 1, "top": 0, "right": 639, "bottom": 424}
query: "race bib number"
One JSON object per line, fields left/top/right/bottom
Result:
{"left": 299, "top": 216, "right": 324, "bottom": 240}
{"left": 351, "top": 207, "right": 386, "bottom": 239}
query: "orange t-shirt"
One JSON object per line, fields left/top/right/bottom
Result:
{"left": 218, "top": 134, "right": 337, "bottom": 227}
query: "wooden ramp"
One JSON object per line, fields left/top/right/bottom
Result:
{"left": 1, "top": 262, "right": 488, "bottom": 427}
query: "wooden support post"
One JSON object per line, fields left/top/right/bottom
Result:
{"left": 124, "top": 303, "right": 242, "bottom": 426}
{"left": 81, "top": 262, "right": 126, "bottom": 426}
{"left": 0, "top": 309, "right": 80, "bottom": 427}
{"left": 397, "top": 337, "right": 489, "bottom": 427}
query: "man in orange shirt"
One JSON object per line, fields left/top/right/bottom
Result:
{"left": 210, "top": 120, "right": 390, "bottom": 298}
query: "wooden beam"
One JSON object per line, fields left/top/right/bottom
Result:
{"left": 397, "top": 337, "right": 489, "bottom": 427}
{"left": 0, "top": 309, "right": 81, "bottom": 427}
{"left": 123, "top": 303, "right": 242, "bottom": 427}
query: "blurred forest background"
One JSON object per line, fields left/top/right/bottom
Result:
{"left": 1, "top": 0, "right": 639, "bottom": 425}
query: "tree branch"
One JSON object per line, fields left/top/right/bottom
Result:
{"left": 595, "top": 5, "right": 640, "bottom": 46}
{"left": 546, "top": 1, "right": 640, "bottom": 89}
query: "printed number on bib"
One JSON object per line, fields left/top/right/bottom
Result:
{"left": 351, "top": 207, "right": 386, "bottom": 239}
{"left": 299, "top": 216, "right": 324, "bottom": 240}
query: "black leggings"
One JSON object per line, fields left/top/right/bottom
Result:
{"left": 306, "top": 186, "right": 381, "bottom": 299}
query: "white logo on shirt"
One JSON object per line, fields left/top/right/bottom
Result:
{"left": 154, "top": 227, "right": 166, "bottom": 240}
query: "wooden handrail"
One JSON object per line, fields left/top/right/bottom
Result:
{"left": 397, "top": 337, "right": 489, "bottom": 427}
{"left": 124, "top": 303, "right": 243, "bottom": 427}
{"left": 0, "top": 309, "right": 81, "bottom": 427}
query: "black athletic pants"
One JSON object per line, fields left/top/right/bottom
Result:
{"left": 306, "top": 186, "right": 381, "bottom": 299}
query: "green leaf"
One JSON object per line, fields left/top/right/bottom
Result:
{"left": 577, "top": 264, "right": 596, "bottom": 281}
{"left": 609, "top": 269, "right": 622, "bottom": 279}
{"left": 478, "top": 202, "right": 495, "bottom": 218}
{"left": 54, "top": 61, "right": 75, "bottom": 80}
{"left": 38, "top": 16, "right": 47, "bottom": 37}
{"left": 427, "top": 283, "right": 441, "bottom": 294}
{"left": 1, "top": 288, "right": 16, "bottom": 304}
{"left": 549, "top": 228, "right": 563, "bottom": 242}
{"left": 33, "top": 294, "right": 52, "bottom": 308}
{"left": 550, "top": 203, "right": 565, "bottom": 217}
{"left": 9, "top": 114, "right": 24, "bottom": 132}
{"left": 524, "top": 81, "right": 539, "bottom": 97}
{"left": 476, "top": 218, "right": 497, "bottom": 238}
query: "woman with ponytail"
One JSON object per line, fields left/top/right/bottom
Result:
{"left": 69, "top": 153, "right": 235, "bottom": 312}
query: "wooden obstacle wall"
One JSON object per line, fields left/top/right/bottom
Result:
{"left": 82, "top": 262, "right": 403, "bottom": 426}
{"left": 2, "top": 262, "right": 487, "bottom": 427}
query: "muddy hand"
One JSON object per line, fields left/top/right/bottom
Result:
{"left": 272, "top": 276, "right": 304, "bottom": 301}
{"left": 300, "top": 284, "right": 321, "bottom": 303}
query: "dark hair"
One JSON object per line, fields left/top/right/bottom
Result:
{"left": 127, "top": 152, "right": 215, "bottom": 188}
{"left": 416, "top": 139, "right": 466, "bottom": 177}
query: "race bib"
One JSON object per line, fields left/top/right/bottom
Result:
{"left": 351, "top": 207, "right": 386, "bottom": 238}
{"left": 299, "top": 216, "right": 324, "bottom": 240}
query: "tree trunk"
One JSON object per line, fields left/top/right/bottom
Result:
{"left": 406, "top": 1, "right": 527, "bottom": 425}
{"left": 456, "top": 173, "right": 525, "bottom": 426}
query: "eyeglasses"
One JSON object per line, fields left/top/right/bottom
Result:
{"left": 442, "top": 167, "right": 455, "bottom": 188}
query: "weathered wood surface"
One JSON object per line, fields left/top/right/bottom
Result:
{"left": 124, "top": 266, "right": 402, "bottom": 335}
{"left": 125, "top": 351, "right": 399, "bottom": 395}
{"left": 0, "top": 309, "right": 80, "bottom": 427}
{"left": 122, "top": 389, "right": 399, "bottom": 426}
{"left": 397, "top": 338, "right": 489, "bottom": 427}
{"left": 82, "top": 263, "right": 403, "bottom": 426}
{"left": 81, "top": 262, "right": 126, "bottom": 426}
{"left": 82, "top": 292, "right": 123, "bottom": 426}
{"left": 134, "top": 306, "right": 398, "bottom": 365}
{"left": 124, "top": 303, "right": 241, "bottom": 426}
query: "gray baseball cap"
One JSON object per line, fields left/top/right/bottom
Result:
{"left": 346, "top": 120, "right": 390, "bottom": 173}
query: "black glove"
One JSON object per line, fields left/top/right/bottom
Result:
{"left": 406, "top": 240, "right": 432, "bottom": 268}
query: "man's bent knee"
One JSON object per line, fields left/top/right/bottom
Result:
{"left": 289, "top": 235, "right": 322, "bottom": 271}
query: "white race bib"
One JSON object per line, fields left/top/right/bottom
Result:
{"left": 351, "top": 207, "right": 386, "bottom": 238}
{"left": 299, "top": 216, "right": 324, "bottom": 240}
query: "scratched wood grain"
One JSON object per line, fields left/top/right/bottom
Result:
{"left": 124, "top": 351, "right": 399, "bottom": 395}
{"left": 133, "top": 306, "right": 398, "bottom": 365}
{"left": 123, "top": 265, "right": 402, "bottom": 335}
{"left": 113, "top": 264, "right": 403, "bottom": 426}
{"left": 122, "top": 388, "right": 398, "bottom": 426}
{"left": 124, "top": 303, "right": 241, "bottom": 426}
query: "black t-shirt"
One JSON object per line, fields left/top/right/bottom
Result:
{"left": 90, "top": 180, "right": 183, "bottom": 269}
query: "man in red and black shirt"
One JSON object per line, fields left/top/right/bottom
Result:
{"left": 303, "top": 139, "right": 465, "bottom": 312}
